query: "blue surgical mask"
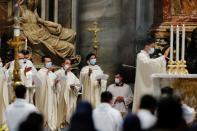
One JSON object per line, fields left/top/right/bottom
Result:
{"left": 45, "top": 62, "right": 52, "bottom": 69}
{"left": 89, "top": 59, "right": 96, "bottom": 65}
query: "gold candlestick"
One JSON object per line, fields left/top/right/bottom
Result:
{"left": 180, "top": 60, "right": 188, "bottom": 74}
{"left": 9, "top": 25, "right": 23, "bottom": 87}
{"left": 167, "top": 60, "right": 175, "bottom": 74}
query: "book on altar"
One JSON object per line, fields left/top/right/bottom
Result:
{"left": 95, "top": 74, "right": 109, "bottom": 80}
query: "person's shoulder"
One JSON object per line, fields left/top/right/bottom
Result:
{"left": 95, "top": 65, "right": 102, "bottom": 69}
{"left": 80, "top": 65, "right": 89, "bottom": 72}
{"left": 6, "top": 104, "right": 14, "bottom": 112}
{"left": 68, "top": 71, "right": 77, "bottom": 77}
{"left": 81, "top": 65, "right": 88, "bottom": 69}
{"left": 107, "top": 84, "right": 115, "bottom": 89}
{"left": 124, "top": 83, "right": 130, "bottom": 88}
{"left": 110, "top": 107, "right": 122, "bottom": 116}
{"left": 55, "top": 68, "right": 62, "bottom": 74}
{"left": 38, "top": 67, "right": 47, "bottom": 73}
{"left": 25, "top": 103, "right": 37, "bottom": 110}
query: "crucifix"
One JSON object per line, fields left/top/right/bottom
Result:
{"left": 87, "top": 21, "right": 102, "bottom": 55}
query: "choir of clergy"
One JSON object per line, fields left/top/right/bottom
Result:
{"left": 0, "top": 34, "right": 171, "bottom": 130}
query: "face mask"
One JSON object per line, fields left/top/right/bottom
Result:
{"left": 89, "top": 59, "right": 96, "bottom": 65}
{"left": 148, "top": 48, "right": 155, "bottom": 54}
{"left": 45, "top": 62, "right": 52, "bottom": 69}
{"left": 64, "top": 64, "right": 70, "bottom": 70}
{"left": 0, "top": 62, "right": 3, "bottom": 68}
{"left": 115, "top": 78, "right": 120, "bottom": 84}
{"left": 19, "top": 59, "right": 24, "bottom": 65}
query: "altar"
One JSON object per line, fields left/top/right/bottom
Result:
{"left": 152, "top": 73, "right": 197, "bottom": 110}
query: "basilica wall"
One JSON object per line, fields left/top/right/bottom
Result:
{"left": 76, "top": 0, "right": 154, "bottom": 84}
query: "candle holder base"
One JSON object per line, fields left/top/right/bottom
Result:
{"left": 167, "top": 60, "right": 188, "bottom": 75}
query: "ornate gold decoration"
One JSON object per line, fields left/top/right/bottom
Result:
{"left": 9, "top": 25, "right": 23, "bottom": 87}
{"left": 0, "top": 124, "right": 8, "bottom": 131}
{"left": 87, "top": 21, "right": 102, "bottom": 54}
{"left": 172, "top": 78, "right": 197, "bottom": 110}
{"left": 167, "top": 60, "right": 188, "bottom": 74}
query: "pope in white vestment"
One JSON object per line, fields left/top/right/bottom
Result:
{"left": 35, "top": 56, "right": 59, "bottom": 130}
{"left": 80, "top": 53, "right": 107, "bottom": 107}
{"left": 132, "top": 36, "right": 169, "bottom": 112}
{"left": 55, "top": 58, "right": 81, "bottom": 127}
{"left": 0, "top": 60, "right": 9, "bottom": 126}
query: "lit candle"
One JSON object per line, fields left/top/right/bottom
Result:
{"left": 170, "top": 25, "right": 174, "bottom": 61}
{"left": 14, "top": 3, "right": 20, "bottom": 18}
{"left": 181, "top": 24, "right": 185, "bottom": 61}
{"left": 176, "top": 25, "right": 179, "bottom": 61}
{"left": 25, "top": 38, "right": 27, "bottom": 50}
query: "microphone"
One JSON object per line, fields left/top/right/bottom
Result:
{"left": 122, "top": 64, "right": 136, "bottom": 69}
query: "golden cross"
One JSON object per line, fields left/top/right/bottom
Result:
{"left": 87, "top": 22, "right": 102, "bottom": 53}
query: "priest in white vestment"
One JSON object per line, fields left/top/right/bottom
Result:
{"left": 132, "top": 36, "right": 170, "bottom": 112}
{"left": 107, "top": 73, "right": 133, "bottom": 115}
{"left": 8, "top": 51, "right": 37, "bottom": 103}
{"left": 0, "top": 59, "right": 9, "bottom": 127}
{"left": 80, "top": 53, "right": 107, "bottom": 107}
{"left": 55, "top": 58, "right": 81, "bottom": 127}
{"left": 35, "top": 56, "right": 59, "bottom": 130}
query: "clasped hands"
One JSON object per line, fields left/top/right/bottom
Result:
{"left": 114, "top": 96, "right": 124, "bottom": 104}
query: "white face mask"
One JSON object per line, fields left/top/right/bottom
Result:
{"left": 115, "top": 78, "right": 120, "bottom": 84}
{"left": 64, "top": 64, "right": 70, "bottom": 70}
{"left": 19, "top": 59, "right": 24, "bottom": 65}
{"left": 45, "top": 62, "right": 52, "bottom": 69}
{"left": 0, "top": 62, "right": 3, "bottom": 68}
{"left": 148, "top": 48, "right": 155, "bottom": 54}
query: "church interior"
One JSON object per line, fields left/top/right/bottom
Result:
{"left": 1, "top": 0, "right": 197, "bottom": 131}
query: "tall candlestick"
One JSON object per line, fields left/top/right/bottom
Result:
{"left": 181, "top": 24, "right": 185, "bottom": 61}
{"left": 170, "top": 25, "right": 174, "bottom": 61}
{"left": 176, "top": 25, "right": 179, "bottom": 61}
{"left": 25, "top": 38, "right": 27, "bottom": 50}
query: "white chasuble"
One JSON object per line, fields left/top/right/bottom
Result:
{"left": 35, "top": 68, "right": 59, "bottom": 130}
{"left": 132, "top": 50, "right": 166, "bottom": 112}
{"left": 80, "top": 65, "right": 107, "bottom": 107}
{"left": 55, "top": 68, "right": 81, "bottom": 126}
{"left": 0, "top": 68, "right": 9, "bottom": 126}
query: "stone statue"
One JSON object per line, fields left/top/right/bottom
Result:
{"left": 18, "top": 0, "right": 76, "bottom": 59}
